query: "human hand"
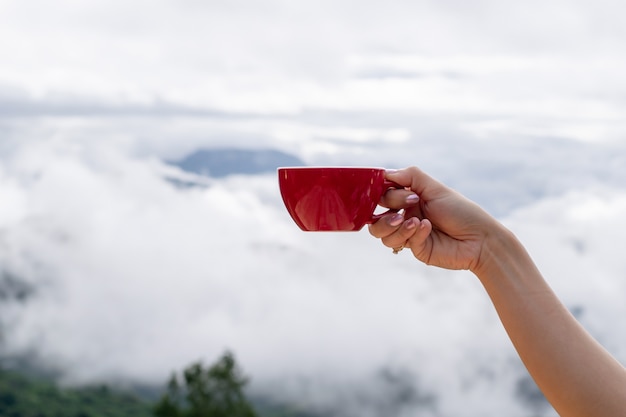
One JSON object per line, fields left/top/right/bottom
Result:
{"left": 369, "top": 166, "right": 500, "bottom": 271}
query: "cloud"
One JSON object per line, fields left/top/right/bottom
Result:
{"left": 4, "top": 0, "right": 626, "bottom": 127}
{"left": 0, "top": 85, "right": 262, "bottom": 119}
{"left": 0, "top": 139, "right": 625, "bottom": 417}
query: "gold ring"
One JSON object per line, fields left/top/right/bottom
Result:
{"left": 392, "top": 246, "right": 404, "bottom": 254}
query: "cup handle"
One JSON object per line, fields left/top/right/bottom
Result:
{"left": 369, "top": 180, "right": 405, "bottom": 224}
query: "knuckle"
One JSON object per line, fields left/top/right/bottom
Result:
{"left": 368, "top": 224, "right": 384, "bottom": 238}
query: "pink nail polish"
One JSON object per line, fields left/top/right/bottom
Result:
{"left": 406, "top": 194, "right": 419, "bottom": 204}
{"left": 388, "top": 213, "right": 404, "bottom": 226}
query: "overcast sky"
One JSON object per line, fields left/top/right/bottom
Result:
{"left": 3, "top": 0, "right": 626, "bottom": 137}
{"left": 1, "top": 1, "right": 626, "bottom": 416}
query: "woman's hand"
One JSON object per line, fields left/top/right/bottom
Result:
{"left": 369, "top": 166, "right": 500, "bottom": 272}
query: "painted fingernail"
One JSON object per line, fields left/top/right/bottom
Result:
{"left": 388, "top": 213, "right": 404, "bottom": 226}
{"left": 385, "top": 169, "right": 398, "bottom": 174}
{"left": 405, "top": 194, "right": 419, "bottom": 204}
{"left": 405, "top": 218, "right": 417, "bottom": 229}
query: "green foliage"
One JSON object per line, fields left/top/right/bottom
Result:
{"left": 251, "top": 399, "right": 322, "bottom": 417}
{"left": 0, "top": 353, "right": 319, "bottom": 417}
{"left": 0, "top": 367, "right": 152, "bottom": 417}
{"left": 154, "top": 351, "right": 257, "bottom": 417}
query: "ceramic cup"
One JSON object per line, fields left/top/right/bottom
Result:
{"left": 277, "top": 166, "right": 400, "bottom": 231}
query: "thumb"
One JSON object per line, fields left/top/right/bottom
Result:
{"left": 386, "top": 166, "right": 447, "bottom": 198}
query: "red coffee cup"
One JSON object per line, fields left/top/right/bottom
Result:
{"left": 277, "top": 167, "right": 400, "bottom": 231}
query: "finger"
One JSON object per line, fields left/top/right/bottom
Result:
{"left": 379, "top": 188, "right": 419, "bottom": 209}
{"left": 384, "top": 168, "right": 413, "bottom": 188}
{"left": 381, "top": 217, "right": 421, "bottom": 249}
{"left": 368, "top": 212, "right": 405, "bottom": 238}
{"left": 386, "top": 167, "right": 448, "bottom": 199}
{"left": 406, "top": 219, "right": 434, "bottom": 262}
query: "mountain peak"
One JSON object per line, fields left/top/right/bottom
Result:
{"left": 171, "top": 148, "right": 305, "bottom": 178}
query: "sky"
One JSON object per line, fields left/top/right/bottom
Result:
{"left": 1, "top": 1, "right": 626, "bottom": 416}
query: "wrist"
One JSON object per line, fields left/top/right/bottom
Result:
{"left": 471, "top": 222, "right": 530, "bottom": 284}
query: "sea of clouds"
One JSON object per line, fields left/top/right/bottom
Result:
{"left": 1, "top": 134, "right": 625, "bottom": 417}
{"left": 2, "top": 0, "right": 626, "bottom": 416}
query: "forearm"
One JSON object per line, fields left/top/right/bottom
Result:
{"left": 474, "top": 224, "right": 626, "bottom": 417}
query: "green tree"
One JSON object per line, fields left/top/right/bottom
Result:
{"left": 154, "top": 351, "right": 257, "bottom": 417}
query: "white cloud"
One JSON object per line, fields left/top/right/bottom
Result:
{"left": 0, "top": 140, "right": 624, "bottom": 417}
{"left": 3, "top": 0, "right": 626, "bottom": 133}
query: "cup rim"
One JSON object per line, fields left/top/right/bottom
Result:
{"left": 277, "top": 166, "right": 385, "bottom": 170}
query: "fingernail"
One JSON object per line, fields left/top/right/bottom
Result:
{"left": 405, "top": 194, "right": 419, "bottom": 204}
{"left": 385, "top": 169, "right": 398, "bottom": 174}
{"left": 405, "top": 218, "right": 417, "bottom": 229}
{"left": 388, "top": 213, "right": 404, "bottom": 226}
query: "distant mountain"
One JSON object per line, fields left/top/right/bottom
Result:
{"left": 171, "top": 148, "right": 305, "bottom": 178}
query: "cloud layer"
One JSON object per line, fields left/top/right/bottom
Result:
{"left": 0, "top": 139, "right": 625, "bottom": 417}
{"left": 4, "top": 0, "right": 626, "bottom": 141}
